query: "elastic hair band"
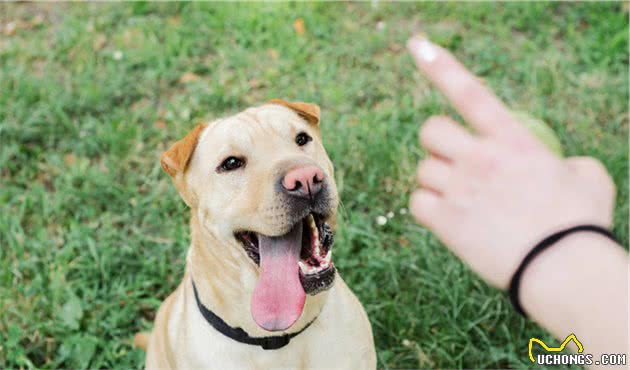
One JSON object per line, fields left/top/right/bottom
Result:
{"left": 508, "top": 224, "right": 618, "bottom": 317}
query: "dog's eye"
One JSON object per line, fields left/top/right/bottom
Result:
{"left": 295, "top": 132, "right": 312, "bottom": 146}
{"left": 218, "top": 156, "right": 245, "bottom": 172}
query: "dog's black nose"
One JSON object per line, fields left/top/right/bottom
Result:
{"left": 281, "top": 165, "right": 324, "bottom": 199}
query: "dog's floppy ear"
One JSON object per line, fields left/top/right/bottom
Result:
{"left": 268, "top": 99, "right": 320, "bottom": 125}
{"left": 160, "top": 123, "right": 207, "bottom": 177}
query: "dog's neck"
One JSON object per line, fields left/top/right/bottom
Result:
{"left": 186, "top": 210, "right": 328, "bottom": 337}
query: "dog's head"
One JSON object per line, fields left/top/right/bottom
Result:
{"left": 161, "top": 100, "right": 338, "bottom": 332}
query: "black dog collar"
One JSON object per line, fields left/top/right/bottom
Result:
{"left": 191, "top": 279, "right": 317, "bottom": 350}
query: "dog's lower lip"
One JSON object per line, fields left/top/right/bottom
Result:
{"left": 299, "top": 264, "right": 336, "bottom": 295}
{"left": 235, "top": 213, "right": 335, "bottom": 294}
{"left": 235, "top": 231, "right": 260, "bottom": 266}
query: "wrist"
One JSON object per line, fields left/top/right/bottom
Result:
{"left": 518, "top": 231, "right": 625, "bottom": 336}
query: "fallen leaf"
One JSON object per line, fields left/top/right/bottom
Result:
{"left": 415, "top": 345, "right": 435, "bottom": 368}
{"left": 92, "top": 34, "right": 107, "bottom": 51}
{"left": 179, "top": 71, "right": 200, "bottom": 83}
{"left": 122, "top": 28, "right": 142, "bottom": 46}
{"left": 248, "top": 78, "right": 263, "bottom": 89}
{"left": 4, "top": 21, "right": 17, "bottom": 36}
{"left": 131, "top": 98, "right": 150, "bottom": 112}
{"left": 168, "top": 16, "right": 181, "bottom": 26}
{"left": 64, "top": 154, "right": 77, "bottom": 166}
{"left": 98, "top": 161, "right": 109, "bottom": 174}
{"left": 383, "top": 176, "right": 394, "bottom": 193}
{"left": 267, "top": 48, "right": 279, "bottom": 60}
{"left": 153, "top": 120, "right": 167, "bottom": 129}
{"left": 388, "top": 42, "right": 403, "bottom": 53}
{"left": 293, "top": 18, "right": 305, "bottom": 35}
{"left": 36, "top": 172, "right": 54, "bottom": 192}
{"left": 31, "top": 14, "right": 45, "bottom": 27}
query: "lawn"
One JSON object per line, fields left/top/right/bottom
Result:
{"left": 0, "top": 2, "right": 627, "bottom": 369}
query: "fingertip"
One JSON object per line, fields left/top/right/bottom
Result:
{"left": 407, "top": 35, "right": 438, "bottom": 64}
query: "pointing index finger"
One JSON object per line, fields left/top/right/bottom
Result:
{"left": 407, "top": 36, "right": 523, "bottom": 137}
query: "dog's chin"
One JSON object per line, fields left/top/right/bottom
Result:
{"left": 235, "top": 213, "right": 336, "bottom": 295}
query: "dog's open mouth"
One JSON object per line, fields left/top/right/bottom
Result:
{"left": 235, "top": 214, "right": 336, "bottom": 294}
{"left": 235, "top": 213, "right": 335, "bottom": 331}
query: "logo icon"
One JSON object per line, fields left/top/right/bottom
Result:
{"left": 529, "top": 334, "right": 584, "bottom": 363}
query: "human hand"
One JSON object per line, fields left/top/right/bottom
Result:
{"left": 407, "top": 36, "right": 616, "bottom": 289}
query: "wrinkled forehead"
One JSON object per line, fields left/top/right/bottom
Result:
{"left": 198, "top": 104, "right": 309, "bottom": 148}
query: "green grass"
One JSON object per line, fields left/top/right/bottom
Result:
{"left": 1, "top": 2, "right": 627, "bottom": 369}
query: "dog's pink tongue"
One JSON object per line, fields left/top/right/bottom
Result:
{"left": 251, "top": 223, "right": 305, "bottom": 332}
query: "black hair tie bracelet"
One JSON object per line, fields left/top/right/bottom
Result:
{"left": 508, "top": 224, "right": 618, "bottom": 317}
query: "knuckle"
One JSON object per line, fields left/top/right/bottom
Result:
{"left": 584, "top": 158, "right": 608, "bottom": 177}
{"left": 458, "top": 78, "right": 484, "bottom": 105}
{"left": 568, "top": 156, "right": 616, "bottom": 197}
{"left": 571, "top": 156, "right": 601, "bottom": 171}
{"left": 419, "top": 116, "right": 451, "bottom": 144}
{"left": 570, "top": 156, "right": 611, "bottom": 179}
{"left": 417, "top": 158, "right": 434, "bottom": 176}
{"left": 418, "top": 161, "right": 444, "bottom": 189}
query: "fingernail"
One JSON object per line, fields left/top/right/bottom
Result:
{"left": 407, "top": 36, "right": 437, "bottom": 63}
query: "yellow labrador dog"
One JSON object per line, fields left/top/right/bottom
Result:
{"left": 136, "top": 100, "right": 376, "bottom": 369}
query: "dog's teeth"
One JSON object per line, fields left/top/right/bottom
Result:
{"left": 308, "top": 215, "right": 319, "bottom": 235}
{"left": 324, "top": 251, "right": 331, "bottom": 262}
{"left": 298, "top": 261, "right": 308, "bottom": 273}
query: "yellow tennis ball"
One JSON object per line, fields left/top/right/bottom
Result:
{"left": 511, "top": 111, "right": 564, "bottom": 157}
